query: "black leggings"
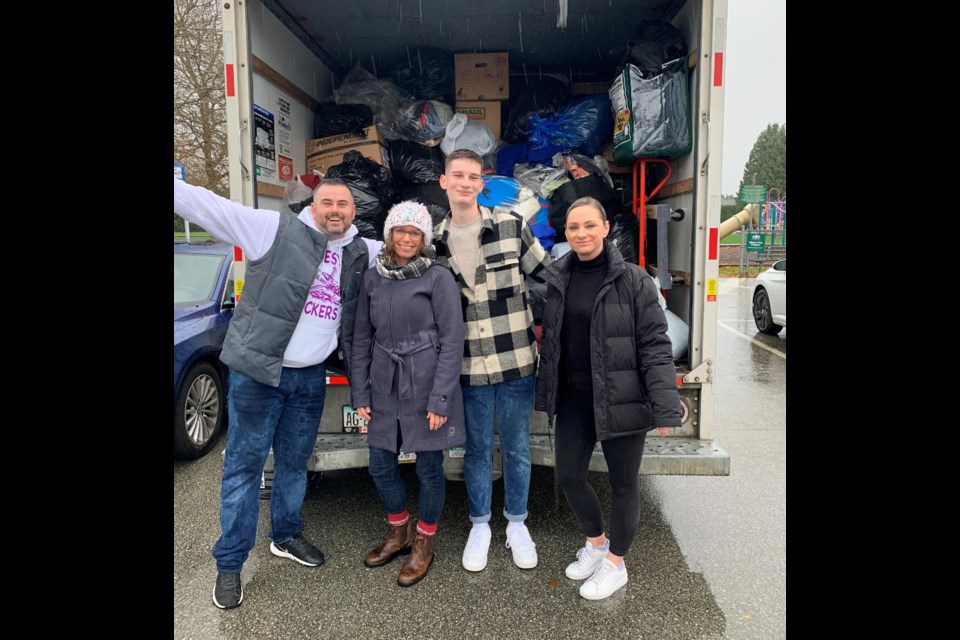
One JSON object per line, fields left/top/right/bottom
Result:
{"left": 554, "top": 387, "right": 647, "bottom": 558}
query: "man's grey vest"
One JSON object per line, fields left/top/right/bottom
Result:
{"left": 220, "top": 213, "right": 369, "bottom": 387}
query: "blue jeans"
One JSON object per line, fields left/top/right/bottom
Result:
{"left": 212, "top": 365, "right": 326, "bottom": 573}
{"left": 461, "top": 374, "right": 535, "bottom": 523}
{"left": 368, "top": 445, "right": 446, "bottom": 525}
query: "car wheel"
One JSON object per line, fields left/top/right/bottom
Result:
{"left": 174, "top": 361, "right": 225, "bottom": 459}
{"left": 753, "top": 288, "right": 783, "bottom": 335}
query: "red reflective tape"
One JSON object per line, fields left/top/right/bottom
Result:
{"left": 226, "top": 64, "right": 235, "bottom": 97}
{"left": 713, "top": 52, "right": 723, "bottom": 87}
{"left": 233, "top": 246, "right": 243, "bottom": 262}
{"left": 709, "top": 228, "right": 718, "bottom": 260}
{"left": 676, "top": 376, "right": 683, "bottom": 387}
{"left": 327, "top": 376, "right": 349, "bottom": 385}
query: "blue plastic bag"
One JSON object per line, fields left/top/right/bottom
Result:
{"left": 526, "top": 94, "right": 614, "bottom": 157}
{"left": 477, "top": 176, "right": 522, "bottom": 210}
{"left": 529, "top": 222, "right": 557, "bottom": 252}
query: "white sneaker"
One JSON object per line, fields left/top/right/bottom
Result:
{"left": 505, "top": 524, "right": 538, "bottom": 569}
{"left": 579, "top": 558, "right": 628, "bottom": 600}
{"left": 564, "top": 541, "right": 608, "bottom": 580}
{"left": 462, "top": 526, "right": 492, "bottom": 572}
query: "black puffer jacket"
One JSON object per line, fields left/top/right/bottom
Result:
{"left": 534, "top": 241, "right": 681, "bottom": 439}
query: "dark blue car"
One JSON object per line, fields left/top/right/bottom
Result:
{"left": 174, "top": 241, "right": 235, "bottom": 458}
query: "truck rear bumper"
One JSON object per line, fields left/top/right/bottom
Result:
{"left": 256, "top": 434, "right": 730, "bottom": 478}
{"left": 530, "top": 435, "right": 730, "bottom": 476}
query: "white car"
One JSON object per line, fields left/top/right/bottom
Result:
{"left": 752, "top": 260, "right": 786, "bottom": 335}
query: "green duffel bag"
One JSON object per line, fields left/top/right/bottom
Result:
{"left": 610, "top": 58, "right": 692, "bottom": 164}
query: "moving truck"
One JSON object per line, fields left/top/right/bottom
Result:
{"left": 221, "top": 0, "right": 731, "bottom": 479}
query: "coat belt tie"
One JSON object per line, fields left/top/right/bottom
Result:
{"left": 375, "top": 338, "right": 437, "bottom": 399}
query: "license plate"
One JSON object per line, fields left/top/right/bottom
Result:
{"left": 397, "top": 450, "right": 417, "bottom": 464}
{"left": 342, "top": 405, "right": 368, "bottom": 433}
{"left": 447, "top": 446, "right": 465, "bottom": 458}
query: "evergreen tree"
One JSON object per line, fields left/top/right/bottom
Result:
{"left": 738, "top": 123, "right": 786, "bottom": 204}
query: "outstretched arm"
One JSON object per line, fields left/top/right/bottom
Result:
{"left": 174, "top": 179, "right": 280, "bottom": 260}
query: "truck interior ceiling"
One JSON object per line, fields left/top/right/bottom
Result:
{"left": 265, "top": 0, "right": 690, "bottom": 83}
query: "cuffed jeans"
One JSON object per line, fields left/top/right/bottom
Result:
{"left": 212, "top": 365, "right": 326, "bottom": 573}
{"left": 368, "top": 444, "right": 445, "bottom": 525}
{"left": 461, "top": 374, "right": 535, "bottom": 523}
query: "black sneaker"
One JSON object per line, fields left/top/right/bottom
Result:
{"left": 212, "top": 572, "right": 243, "bottom": 610}
{"left": 270, "top": 532, "right": 325, "bottom": 567}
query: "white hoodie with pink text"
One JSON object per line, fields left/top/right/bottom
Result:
{"left": 174, "top": 179, "right": 381, "bottom": 368}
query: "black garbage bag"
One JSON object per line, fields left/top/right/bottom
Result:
{"left": 503, "top": 76, "right": 570, "bottom": 144}
{"left": 621, "top": 20, "right": 689, "bottom": 76}
{"left": 326, "top": 150, "right": 398, "bottom": 240}
{"left": 549, "top": 173, "right": 618, "bottom": 234}
{"left": 380, "top": 100, "right": 452, "bottom": 143}
{"left": 609, "top": 210, "right": 639, "bottom": 265}
{"left": 389, "top": 139, "right": 445, "bottom": 185}
{"left": 314, "top": 102, "right": 373, "bottom": 138}
{"left": 334, "top": 63, "right": 413, "bottom": 119}
{"left": 399, "top": 182, "right": 450, "bottom": 226}
{"left": 353, "top": 217, "right": 380, "bottom": 240}
{"left": 394, "top": 47, "right": 455, "bottom": 106}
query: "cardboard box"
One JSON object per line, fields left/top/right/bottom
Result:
{"left": 306, "top": 142, "right": 389, "bottom": 175}
{"left": 571, "top": 81, "right": 612, "bottom": 96}
{"left": 455, "top": 52, "right": 509, "bottom": 101}
{"left": 305, "top": 126, "right": 389, "bottom": 175}
{"left": 455, "top": 101, "right": 502, "bottom": 140}
{"left": 305, "top": 125, "right": 385, "bottom": 158}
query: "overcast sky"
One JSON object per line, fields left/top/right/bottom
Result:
{"left": 721, "top": 0, "right": 786, "bottom": 195}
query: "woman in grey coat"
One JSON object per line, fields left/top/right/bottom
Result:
{"left": 351, "top": 201, "right": 465, "bottom": 587}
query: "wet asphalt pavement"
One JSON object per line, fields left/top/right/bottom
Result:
{"left": 173, "top": 278, "right": 785, "bottom": 639}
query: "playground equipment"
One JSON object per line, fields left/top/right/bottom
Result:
{"left": 763, "top": 188, "right": 786, "bottom": 245}
{"left": 719, "top": 202, "right": 759, "bottom": 240}
{"left": 719, "top": 187, "right": 787, "bottom": 276}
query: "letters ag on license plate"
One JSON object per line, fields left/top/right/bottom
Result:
{"left": 342, "top": 405, "right": 368, "bottom": 433}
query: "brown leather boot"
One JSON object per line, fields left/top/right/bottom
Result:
{"left": 397, "top": 533, "right": 434, "bottom": 587}
{"left": 363, "top": 521, "right": 414, "bottom": 568}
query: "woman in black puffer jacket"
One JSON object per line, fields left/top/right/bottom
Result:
{"left": 534, "top": 196, "right": 681, "bottom": 601}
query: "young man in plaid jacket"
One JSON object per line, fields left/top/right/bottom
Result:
{"left": 433, "top": 149, "right": 553, "bottom": 572}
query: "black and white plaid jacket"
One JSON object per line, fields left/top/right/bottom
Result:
{"left": 434, "top": 206, "right": 553, "bottom": 386}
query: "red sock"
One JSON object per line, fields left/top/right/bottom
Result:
{"left": 387, "top": 510, "right": 409, "bottom": 526}
{"left": 416, "top": 521, "right": 437, "bottom": 537}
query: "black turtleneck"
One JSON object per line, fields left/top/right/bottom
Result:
{"left": 559, "top": 245, "right": 608, "bottom": 391}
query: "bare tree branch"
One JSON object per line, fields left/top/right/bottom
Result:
{"left": 174, "top": 0, "right": 228, "bottom": 197}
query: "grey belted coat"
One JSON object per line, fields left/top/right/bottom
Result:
{"left": 350, "top": 261, "right": 466, "bottom": 453}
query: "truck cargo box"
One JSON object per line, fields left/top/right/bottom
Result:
{"left": 222, "top": 0, "right": 730, "bottom": 477}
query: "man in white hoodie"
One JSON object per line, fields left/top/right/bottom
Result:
{"left": 174, "top": 177, "right": 382, "bottom": 610}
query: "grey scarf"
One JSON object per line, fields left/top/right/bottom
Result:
{"left": 376, "top": 252, "right": 433, "bottom": 280}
